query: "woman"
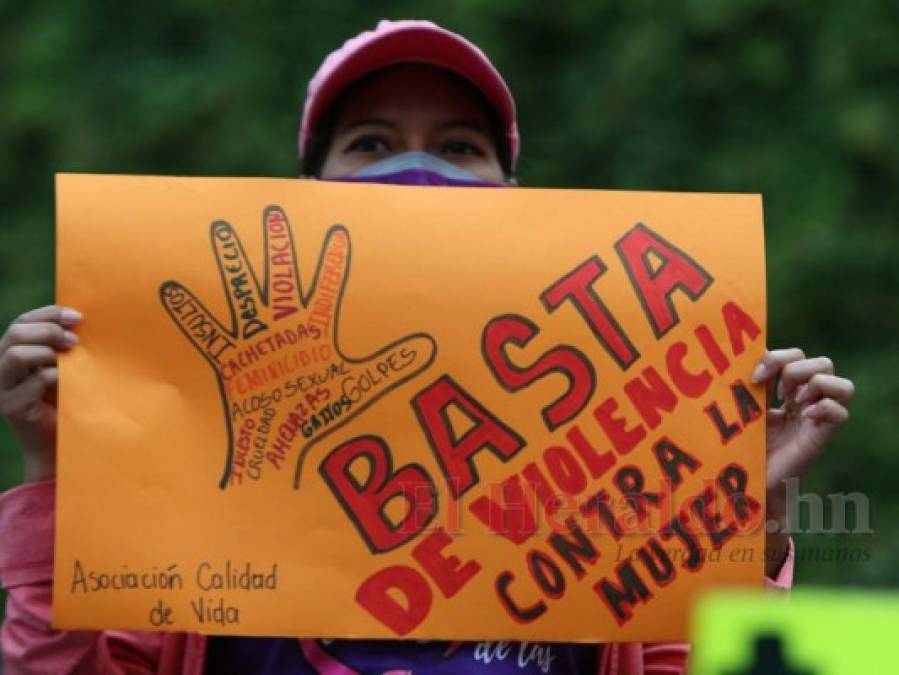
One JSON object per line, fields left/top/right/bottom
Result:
{"left": 0, "top": 19, "right": 854, "bottom": 675}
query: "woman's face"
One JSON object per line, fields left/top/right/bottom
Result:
{"left": 319, "top": 64, "right": 508, "bottom": 184}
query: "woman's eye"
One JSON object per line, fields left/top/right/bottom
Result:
{"left": 346, "top": 136, "right": 391, "bottom": 153}
{"left": 440, "top": 140, "right": 486, "bottom": 157}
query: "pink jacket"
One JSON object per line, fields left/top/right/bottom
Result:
{"left": 0, "top": 481, "right": 793, "bottom": 675}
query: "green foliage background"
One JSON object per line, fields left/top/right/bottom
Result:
{"left": 2, "top": 0, "right": 897, "bottom": 625}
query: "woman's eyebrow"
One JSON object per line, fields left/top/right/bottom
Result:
{"left": 436, "top": 120, "right": 489, "bottom": 134}
{"left": 338, "top": 117, "right": 397, "bottom": 133}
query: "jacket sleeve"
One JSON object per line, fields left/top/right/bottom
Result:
{"left": 0, "top": 481, "right": 167, "bottom": 675}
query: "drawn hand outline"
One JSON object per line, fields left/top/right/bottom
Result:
{"left": 159, "top": 205, "right": 436, "bottom": 489}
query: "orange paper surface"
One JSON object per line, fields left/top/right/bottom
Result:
{"left": 54, "top": 174, "right": 766, "bottom": 642}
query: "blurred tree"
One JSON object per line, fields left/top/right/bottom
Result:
{"left": 1, "top": 0, "right": 897, "bottom": 622}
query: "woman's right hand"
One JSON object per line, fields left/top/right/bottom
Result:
{"left": 0, "top": 305, "right": 81, "bottom": 483}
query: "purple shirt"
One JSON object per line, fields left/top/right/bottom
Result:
{"left": 205, "top": 638, "right": 600, "bottom": 674}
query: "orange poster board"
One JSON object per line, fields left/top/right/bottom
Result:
{"left": 54, "top": 174, "right": 766, "bottom": 642}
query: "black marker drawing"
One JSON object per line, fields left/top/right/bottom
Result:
{"left": 159, "top": 205, "right": 436, "bottom": 489}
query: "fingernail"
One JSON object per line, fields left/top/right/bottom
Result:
{"left": 795, "top": 385, "right": 808, "bottom": 403}
{"left": 752, "top": 363, "right": 767, "bottom": 383}
{"left": 63, "top": 330, "right": 79, "bottom": 347}
{"left": 60, "top": 308, "right": 83, "bottom": 326}
{"left": 801, "top": 403, "right": 818, "bottom": 419}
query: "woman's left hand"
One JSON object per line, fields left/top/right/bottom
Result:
{"left": 753, "top": 348, "right": 855, "bottom": 577}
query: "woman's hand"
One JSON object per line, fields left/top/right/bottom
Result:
{"left": 753, "top": 348, "right": 855, "bottom": 577}
{"left": 0, "top": 305, "right": 81, "bottom": 483}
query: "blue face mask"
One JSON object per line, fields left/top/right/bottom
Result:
{"left": 332, "top": 151, "right": 506, "bottom": 187}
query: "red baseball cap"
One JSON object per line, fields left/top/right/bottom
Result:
{"left": 299, "top": 19, "right": 520, "bottom": 170}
